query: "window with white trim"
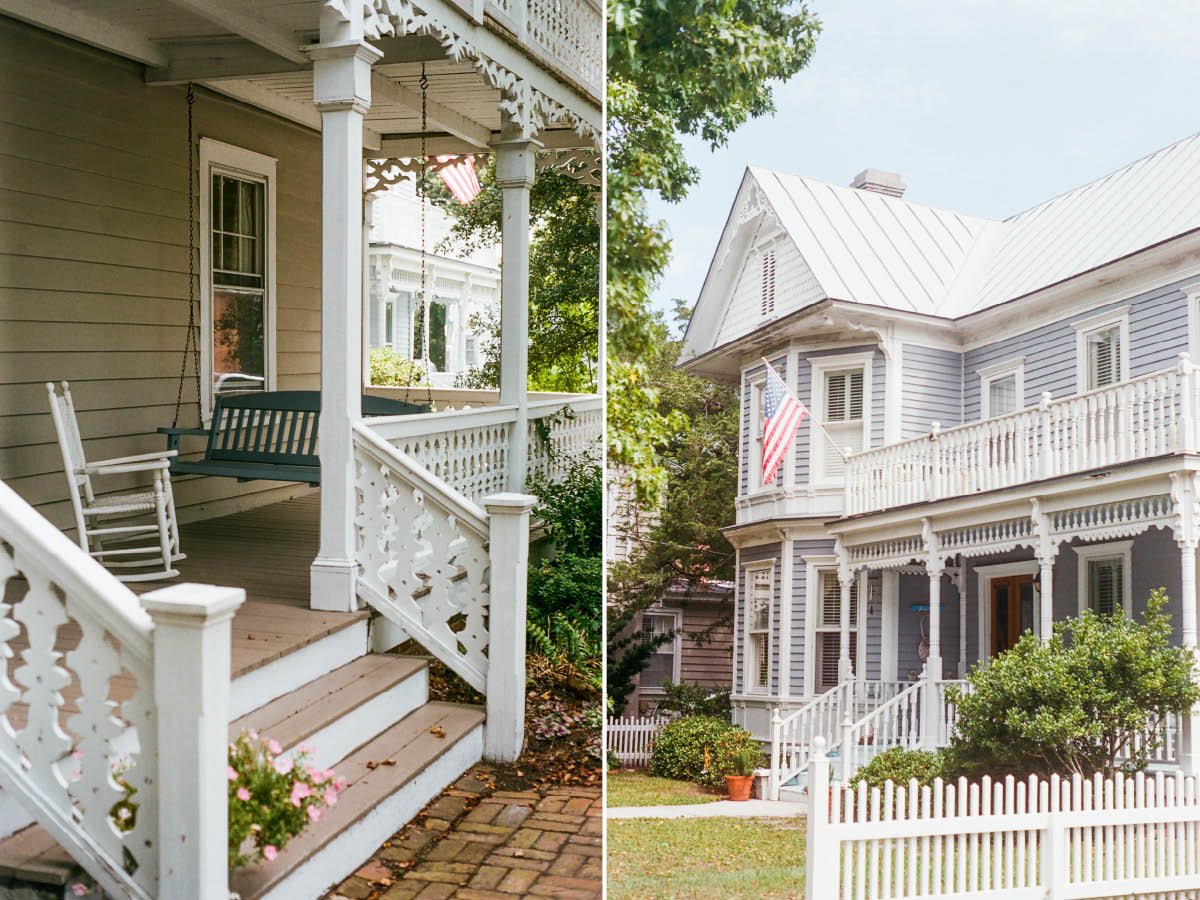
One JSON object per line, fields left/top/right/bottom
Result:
{"left": 465, "top": 336, "right": 477, "bottom": 366}
{"left": 747, "top": 568, "right": 773, "bottom": 693}
{"left": 748, "top": 378, "right": 769, "bottom": 491}
{"left": 1073, "top": 308, "right": 1129, "bottom": 394}
{"left": 1075, "top": 540, "right": 1133, "bottom": 617}
{"left": 821, "top": 368, "right": 864, "bottom": 478}
{"left": 640, "top": 613, "right": 678, "bottom": 691}
{"left": 979, "top": 359, "right": 1024, "bottom": 419}
{"left": 815, "top": 571, "right": 858, "bottom": 692}
{"left": 760, "top": 250, "right": 776, "bottom": 316}
{"left": 200, "top": 139, "right": 276, "bottom": 423}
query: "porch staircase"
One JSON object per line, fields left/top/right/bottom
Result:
{"left": 0, "top": 601, "right": 486, "bottom": 899}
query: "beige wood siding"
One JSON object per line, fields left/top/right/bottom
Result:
{"left": 628, "top": 598, "right": 734, "bottom": 716}
{"left": 0, "top": 17, "right": 323, "bottom": 530}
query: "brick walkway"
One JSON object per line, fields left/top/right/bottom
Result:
{"left": 324, "top": 765, "right": 602, "bottom": 900}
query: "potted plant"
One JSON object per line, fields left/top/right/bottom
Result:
{"left": 724, "top": 747, "right": 760, "bottom": 801}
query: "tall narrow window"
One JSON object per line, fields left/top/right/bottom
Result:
{"left": 760, "top": 250, "right": 776, "bottom": 316}
{"left": 641, "top": 613, "right": 677, "bottom": 690}
{"left": 1086, "top": 326, "right": 1122, "bottom": 390}
{"left": 1087, "top": 557, "right": 1123, "bottom": 615}
{"left": 815, "top": 572, "right": 857, "bottom": 692}
{"left": 211, "top": 173, "right": 266, "bottom": 396}
{"left": 822, "top": 368, "right": 864, "bottom": 477}
{"left": 747, "top": 569, "right": 773, "bottom": 692}
{"left": 465, "top": 336, "right": 477, "bottom": 366}
{"left": 988, "top": 373, "right": 1017, "bottom": 417}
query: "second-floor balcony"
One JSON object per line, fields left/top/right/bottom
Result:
{"left": 844, "top": 355, "right": 1200, "bottom": 517}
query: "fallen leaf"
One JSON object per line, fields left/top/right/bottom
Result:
{"left": 430, "top": 726, "right": 446, "bottom": 739}
{"left": 383, "top": 758, "right": 397, "bottom": 766}
{"left": 367, "top": 761, "right": 378, "bottom": 770}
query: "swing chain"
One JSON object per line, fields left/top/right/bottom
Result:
{"left": 173, "top": 83, "right": 202, "bottom": 428}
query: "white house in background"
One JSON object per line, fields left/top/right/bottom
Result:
{"left": 0, "top": 1, "right": 600, "bottom": 897}
{"left": 367, "top": 178, "right": 500, "bottom": 384}
{"left": 679, "top": 137, "right": 1200, "bottom": 797}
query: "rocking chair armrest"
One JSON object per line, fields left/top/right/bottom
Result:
{"left": 82, "top": 458, "right": 173, "bottom": 476}
{"left": 86, "top": 450, "right": 179, "bottom": 467}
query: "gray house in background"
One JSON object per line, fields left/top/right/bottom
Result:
{"left": 679, "top": 135, "right": 1200, "bottom": 786}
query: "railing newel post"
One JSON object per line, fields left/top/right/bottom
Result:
{"left": 929, "top": 422, "right": 941, "bottom": 501}
{"left": 1039, "top": 391, "right": 1053, "bottom": 479}
{"left": 805, "top": 736, "right": 834, "bottom": 900}
{"left": 769, "top": 707, "right": 782, "bottom": 801}
{"left": 483, "top": 492, "right": 536, "bottom": 762}
{"left": 1180, "top": 352, "right": 1196, "bottom": 453}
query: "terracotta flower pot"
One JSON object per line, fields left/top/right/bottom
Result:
{"left": 725, "top": 774, "right": 754, "bottom": 801}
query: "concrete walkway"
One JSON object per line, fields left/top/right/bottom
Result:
{"left": 606, "top": 799, "right": 806, "bottom": 819}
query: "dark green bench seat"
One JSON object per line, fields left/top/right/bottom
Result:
{"left": 157, "top": 390, "right": 428, "bottom": 486}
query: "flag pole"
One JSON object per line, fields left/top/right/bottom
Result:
{"left": 761, "top": 357, "right": 849, "bottom": 463}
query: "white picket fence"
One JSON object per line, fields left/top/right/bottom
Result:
{"left": 607, "top": 716, "right": 669, "bottom": 767}
{"left": 806, "top": 737, "right": 1200, "bottom": 900}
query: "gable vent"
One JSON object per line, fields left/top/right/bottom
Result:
{"left": 760, "top": 250, "right": 776, "bottom": 316}
{"left": 850, "top": 168, "right": 906, "bottom": 198}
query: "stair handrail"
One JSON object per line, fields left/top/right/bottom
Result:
{"left": 833, "top": 680, "right": 926, "bottom": 782}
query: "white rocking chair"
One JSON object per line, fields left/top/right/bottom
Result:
{"left": 47, "top": 381, "right": 184, "bottom": 581}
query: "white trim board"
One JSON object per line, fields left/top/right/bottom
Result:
{"left": 742, "top": 557, "right": 775, "bottom": 696}
{"left": 974, "top": 559, "right": 1040, "bottom": 669}
{"left": 1075, "top": 539, "right": 1134, "bottom": 617}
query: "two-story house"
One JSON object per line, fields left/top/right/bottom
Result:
{"left": 678, "top": 137, "right": 1200, "bottom": 796}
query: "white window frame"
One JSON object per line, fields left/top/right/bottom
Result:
{"left": 743, "top": 560, "right": 775, "bottom": 695}
{"left": 1075, "top": 540, "right": 1134, "bottom": 617}
{"left": 639, "top": 608, "right": 682, "bottom": 694}
{"left": 198, "top": 138, "right": 278, "bottom": 425}
{"left": 978, "top": 357, "right": 1025, "bottom": 419}
{"left": 802, "top": 556, "right": 867, "bottom": 698}
{"left": 745, "top": 374, "right": 776, "bottom": 495}
{"left": 1072, "top": 306, "right": 1130, "bottom": 395}
{"left": 808, "top": 351, "right": 874, "bottom": 485}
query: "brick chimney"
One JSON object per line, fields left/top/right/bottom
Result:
{"left": 849, "top": 168, "right": 906, "bottom": 198}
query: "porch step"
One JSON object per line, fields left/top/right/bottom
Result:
{"left": 230, "top": 701, "right": 485, "bottom": 900}
{"left": 0, "top": 823, "right": 75, "bottom": 886}
{"left": 230, "top": 653, "right": 429, "bottom": 770}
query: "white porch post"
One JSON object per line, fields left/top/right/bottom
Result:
{"left": 1171, "top": 472, "right": 1200, "bottom": 775}
{"left": 307, "top": 20, "right": 382, "bottom": 610}
{"left": 953, "top": 563, "right": 967, "bottom": 679}
{"left": 1032, "top": 498, "right": 1057, "bottom": 641}
{"left": 492, "top": 112, "right": 541, "bottom": 492}
{"left": 922, "top": 518, "right": 943, "bottom": 750}
{"left": 835, "top": 538, "right": 854, "bottom": 681}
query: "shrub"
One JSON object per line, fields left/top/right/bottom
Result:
{"left": 369, "top": 347, "right": 428, "bottom": 386}
{"left": 945, "top": 589, "right": 1200, "bottom": 780}
{"left": 655, "top": 680, "right": 731, "bottom": 720}
{"left": 649, "top": 715, "right": 760, "bottom": 789}
{"left": 528, "top": 552, "right": 602, "bottom": 642}
{"left": 227, "top": 731, "right": 345, "bottom": 869}
{"left": 529, "top": 457, "right": 602, "bottom": 557}
{"left": 849, "top": 747, "right": 945, "bottom": 791}
{"left": 607, "top": 748, "right": 622, "bottom": 771}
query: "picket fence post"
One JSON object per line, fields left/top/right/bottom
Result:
{"left": 1042, "top": 810, "right": 1066, "bottom": 898}
{"left": 483, "top": 492, "right": 537, "bottom": 762}
{"left": 142, "top": 583, "right": 245, "bottom": 900}
{"left": 805, "top": 737, "right": 833, "bottom": 900}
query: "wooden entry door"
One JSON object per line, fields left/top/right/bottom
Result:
{"left": 990, "top": 575, "right": 1035, "bottom": 656}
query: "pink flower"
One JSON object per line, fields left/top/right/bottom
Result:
{"left": 71, "top": 885, "right": 88, "bottom": 897}
{"left": 237, "top": 787, "right": 250, "bottom": 802}
{"left": 263, "top": 845, "right": 277, "bottom": 862}
{"left": 267, "top": 739, "right": 282, "bottom": 755}
{"left": 323, "top": 788, "right": 338, "bottom": 807}
{"left": 227, "top": 766, "right": 238, "bottom": 781}
{"left": 322, "top": 769, "right": 336, "bottom": 783}
{"left": 71, "top": 750, "right": 83, "bottom": 760}
{"left": 274, "top": 756, "right": 294, "bottom": 775}
{"left": 290, "top": 781, "right": 312, "bottom": 807}
{"left": 333, "top": 777, "right": 347, "bottom": 792}
{"left": 296, "top": 742, "right": 313, "bottom": 755}
{"left": 307, "top": 803, "right": 322, "bottom": 822}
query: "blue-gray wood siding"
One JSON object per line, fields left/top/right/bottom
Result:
{"left": 739, "top": 355, "right": 787, "bottom": 495}
{"left": 896, "top": 573, "right": 963, "bottom": 681}
{"left": 901, "top": 345, "right": 963, "bottom": 439}
{"left": 865, "top": 571, "right": 882, "bottom": 680}
{"left": 790, "top": 538, "right": 836, "bottom": 696}
{"left": 963, "top": 282, "right": 1193, "bottom": 421}
{"left": 739, "top": 542, "right": 783, "bottom": 694}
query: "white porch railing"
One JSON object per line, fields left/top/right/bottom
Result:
{"left": 845, "top": 358, "right": 1200, "bottom": 515}
{"left": 606, "top": 716, "right": 669, "bottom": 768}
{"left": 806, "top": 745, "right": 1200, "bottom": 900}
{"left": 770, "top": 680, "right": 912, "bottom": 798}
{"left": 0, "top": 479, "right": 241, "bottom": 899}
{"left": 367, "top": 395, "right": 601, "bottom": 506}
{"left": 481, "top": 0, "right": 602, "bottom": 93}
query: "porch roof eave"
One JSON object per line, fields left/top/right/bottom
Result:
{"left": 824, "top": 452, "right": 1200, "bottom": 544}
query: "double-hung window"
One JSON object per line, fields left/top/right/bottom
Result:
{"left": 822, "top": 368, "right": 864, "bottom": 477}
{"left": 1073, "top": 308, "right": 1129, "bottom": 394}
{"left": 815, "top": 571, "right": 858, "bottom": 692}
{"left": 200, "top": 139, "right": 276, "bottom": 423}
{"left": 640, "top": 613, "right": 678, "bottom": 691}
{"left": 1076, "top": 540, "right": 1132, "bottom": 617}
{"left": 978, "top": 359, "right": 1024, "bottom": 419}
{"left": 746, "top": 568, "right": 773, "bottom": 693}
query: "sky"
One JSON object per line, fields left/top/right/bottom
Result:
{"left": 649, "top": 0, "right": 1200, "bottom": 326}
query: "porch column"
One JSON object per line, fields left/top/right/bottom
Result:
{"left": 1171, "top": 472, "right": 1200, "bottom": 775}
{"left": 492, "top": 112, "right": 541, "bottom": 492}
{"left": 835, "top": 538, "right": 854, "bottom": 681}
{"left": 1032, "top": 498, "right": 1057, "bottom": 641}
{"left": 922, "top": 518, "right": 943, "bottom": 750}
{"left": 953, "top": 564, "right": 967, "bottom": 679}
{"left": 307, "top": 21, "right": 383, "bottom": 611}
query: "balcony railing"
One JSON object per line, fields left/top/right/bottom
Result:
{"left": 481, "top": 0, "right": 602, "bottom": 94}
{"left": 844, "top": 357, "right": 1200, "bottom": 516}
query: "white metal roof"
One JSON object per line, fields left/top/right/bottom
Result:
{"left": 750, "top": 130, "right": 1200, "bottom": 319}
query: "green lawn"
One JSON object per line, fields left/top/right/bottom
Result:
{"left": 607, "top": 817, "right": 807, "bottom": 899}
{"left": 606, "top": 771, "right": 720, "bottom": 807}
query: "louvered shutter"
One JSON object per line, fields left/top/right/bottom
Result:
{"left": 823, "top": 370, "right": 864, "bottom": 477}
{"left": 760, "top": 251, "right": 776, "bottom": 316}
{"left": 1088, "top": 558, "right": 1123, "bottom": 615}
{"left": 1087, "top": 327, "right": 1121, "bottom": 389}
{"left": 819, "top": 573, "right": 857, "bottom": 626}
{"left": 817, "top": 633, "right": 857, "bottom": 692}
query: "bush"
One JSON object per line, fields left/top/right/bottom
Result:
{"left": 528, "top": 552, "right": 602, "bottom": 642}
{"left": 849, "top": 747, "right": 945, "bottom": 791}
{"left": 607, "top": 748, "right": 622, "bottom": 771}
{"left": 649, "top": 716, "right": 760, "bottom": 789}
{"left": 945, "top": 588, "right": 1200, "bottom": 780}
{"left": 529, "top": 458, "right": 602, "bottom": 557}
{"left": 656, "top": 680, "right": 731, "bottom": 720}
{"left": 369, "top": 347, "right": 428, "bottom": 386}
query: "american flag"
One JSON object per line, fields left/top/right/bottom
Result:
{"left": 761, "top": 362, "right": 808, "bottom": 486}
{"left": 435, "top": 155, "right": 481, "bottom": 203}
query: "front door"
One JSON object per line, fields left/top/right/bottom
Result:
{"left": 990, "top": 574, "right": 1035, "bottom": 656}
